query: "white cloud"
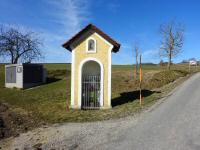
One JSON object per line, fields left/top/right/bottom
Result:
{"left": 121, "top": 43, "right": 132, "bottom": 49}
{"left": 107, "top": 2, "right": 120, "bottom": 13}
{"left": 142, "top": 49, "right": 160, "bottom": 63}
{"left": 45, "top": 0, "right": 90, "bottom": 37}
{"left": 142, "top": 49, "right": 158, "bottom": 56}
{"left": 37, "top": 0, "right": 91, "bottom": 62}
{"left": 1, "top": 0, "right": 91, "bottom": 63}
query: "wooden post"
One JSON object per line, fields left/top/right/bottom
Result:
{"left": 139, "top": 55, "right": 142, "bottom": 107}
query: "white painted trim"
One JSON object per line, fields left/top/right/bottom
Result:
{"left": 78, "top": 57, "right": 104, "bottom": 107}
{"left": 5, "top": 64, "right": 23, "bottom": 67}
{"left": 86, "top": 37, "right": 97, "bottom": 53}
{"left": 71, "top": 49, "right": 75, "bottom": 107}
{"left": 108, "top": 45, "right": 113, "bottom": 107}
{"left": 94, "top": 33, "right": 113, "bottom": 48}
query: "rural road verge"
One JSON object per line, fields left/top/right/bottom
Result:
{"left": 1, "top": 73, "right": 200, "bottom": 150}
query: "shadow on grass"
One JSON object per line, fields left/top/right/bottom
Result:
{"left": 46, "top": 77, "right": 61, "bottom": 84}
{"left": 45, "top": 70, "right": 70, "bottom": 84}
{"left": 112, "top": 90, "right": 160, "bottom": 107}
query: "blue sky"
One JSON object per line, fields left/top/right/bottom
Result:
{"left": 0, "top": 0, "right": 200, "bottom": 64}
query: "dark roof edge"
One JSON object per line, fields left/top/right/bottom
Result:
{"left": 62, "top": 24, "right": 120, "bottom": 53}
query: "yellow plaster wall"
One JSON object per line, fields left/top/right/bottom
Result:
{"left": 73, "top": 32, "right": 111, "bottom": 108}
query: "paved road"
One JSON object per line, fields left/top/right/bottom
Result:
{"left": 1, "top": 73, "right": 200, "bottom": 150}
{"left": 100, "top": 73, "right": 200, "bottom": 150}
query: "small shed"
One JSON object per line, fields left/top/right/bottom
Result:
{"left": 5, "top": 63, "right": 47, "bottom": 89}
{"left": 62, "top": 24, "right": 120, "bottom": 109}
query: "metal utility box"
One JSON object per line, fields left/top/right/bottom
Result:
{"left": 5, "top": 64, "right": 47, "bottom": 89}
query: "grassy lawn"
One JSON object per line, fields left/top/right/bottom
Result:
{"left": 0, "top": 63, "right": 199, "bottom": 123}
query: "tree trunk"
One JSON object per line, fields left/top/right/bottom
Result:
{"left": 168, "top": 50, "right": 172, "bottom": 70}
{"left": 135, "top": 48, "right": 139, "bottom": 79}
{"left": 13, "top": 59, "right": 18, "bottom": 64}
{"left": 136, "top": 58, "right": 138, "bottom": 79}
{"left": 13, "top": 55, "right": 20, "bottom": 64}
{"left": 11, "top": 56, "right": 14, "bottom": 64}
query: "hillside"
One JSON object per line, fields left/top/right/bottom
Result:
{"left": 0, "top": 63, "right": 198, "bottom": 139}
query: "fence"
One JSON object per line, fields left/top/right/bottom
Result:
{"left": 82, "top": 75, "right": 100, "bottom": 109}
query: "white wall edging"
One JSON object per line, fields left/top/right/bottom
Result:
{"left": 71, "top": 48, "right": 75, "bottom": 107}
{"left": 108, "top": 45, "right": 113, "bottom": 107}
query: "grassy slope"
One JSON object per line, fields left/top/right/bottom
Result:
{"left": 0, "top": 63, "right": 198, "bottom": 123}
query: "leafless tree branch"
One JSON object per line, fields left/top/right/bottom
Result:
{"left": 0, "top": 25, "right": 43, "bottom": 64}
{"left": 159, "top": 21, "right": 185, "bottom": 70}
{"left": 133, "top": 42, "right": 140, "bottom": 78}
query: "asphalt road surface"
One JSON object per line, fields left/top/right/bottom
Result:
{"left": 1, "top": 73, "right": 200, "bottom": 150}
{"left": 100, "top": 73, "right": 200, "bottom": 150}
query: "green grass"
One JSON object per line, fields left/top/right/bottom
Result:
{"left": 43, "top": 63, "right": 71, "bottom": 71}
{"left": 0, "top": 63, "right": 198, "bottom": 123}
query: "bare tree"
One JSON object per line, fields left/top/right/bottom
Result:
{"left": 0, "top": 25, "right": 43, "bottom": 64}
{"left": 159, "top": 21, "right": 185, "bottom": 70}
{"left": 133, "top": 42, "right": 139, "bottom": 78}
{"left": 159, "top": 59, "right": 164, "bottom": 66}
